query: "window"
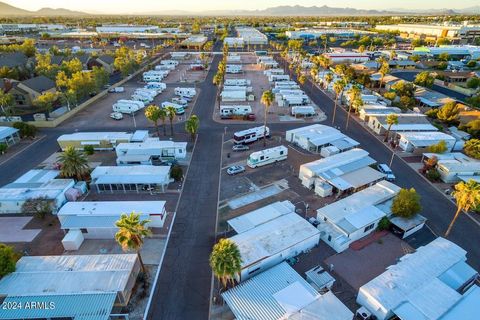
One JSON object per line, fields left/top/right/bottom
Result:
{"left": 80, "top": 228, "right": 88, "bottom": 234}
{"left": 327, "top": 235, "right": 332, "bottom": 242}
{"left": 280, "top": 151, "right": 284, "bottom": 155}
{"left": 364, "top": 223, "right": 375, "bottom": 233}
{"left": 260, "top": 156, "right": 264, "bottom": 160}
{"left": 248, "top": 267, "right": 260, "bottom": 275}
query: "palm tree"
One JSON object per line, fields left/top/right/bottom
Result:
{"left": 332, "top": 80, "right": 345, "bottom": 126}
{"left": 261, "top": 90, "right": 274, "bottom": 147}
{"left": 384, "top": 114, "right": 399, "bottom": 142}
{"left": 310, "top": 67, "right": 318, "bottom": 87}
{"left": 185, "top": 115, "right": 200, "bottom": 141}
{"left": 144, "top": 105, "right": 162, "bottom": 137}
{"left": 324, "top": 72, "right": 333, "bottom": 90}
{"left": 165, "top": 106, "right": 176, "bottom": 136}
{"left": 209, "top": 238, "right": 242, "bottom": 288}
{"left": 378, "top": 59, "right": 390, "bottom": 89}
{"left": 445, "top": 180, "right": 480, "bottom": 237}
{"left": 345, "top": 85, "right": 361, "bottom": 130}
{"left": 115, "top": 212, "right": 152, "bottom": 274}
{"left": 158, "top": 108, "right": 167, "bottom": 136}
{"left": 57, "top": 146, "right": 90, "bottom": 181}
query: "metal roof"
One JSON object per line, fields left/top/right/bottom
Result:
{"left": 0, "top": 293, "right": 116, "bottom": 320}
{"left": 0, "top": 126, "right": 18, "bottom": 140}
{"left": 91, "top": 165, "right": 171, "bottom": 185}
{"left": 60, "top": 214, "right": 149, "bottom": 229}
{"left": 57, "top": 201, "right": 166, "bottom": 216}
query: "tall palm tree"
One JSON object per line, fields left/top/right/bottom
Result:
{"left": 345, "top": 85, "right": 361, "bottom": 130}
{"left": 378, "top": 59, "right": 390, "bottom": 89}
{"left": 445, "top": 180, "right": 480, "bottom": 237}
{"left": 324, "top": 72, "right": 333, "bottom": 90}
{"left": 57, "top": 146, "right": 90, "bottom": 181}
{"left": 384, "top": 114, "right": 399, "bottom": 142}
{"left": 310, "top": 67, "right": 318, "bottom": 87}
{"left": 144, "top": 105, "right": 162, "bottom": 137}
{"left": 165, "top": 106, "right": 176, "bottom": 136}
{"left": 185, "top": 115, "right": 200, "bottom": 141}
{"left": 332, "top": 80, "right": 345, "bottom": 125}
{"left": 115, "top": 212, "right": 152, "bottom": 274}
{"left": 209, "top": 238, "right": 242, "bottom": 288}
{"left": 261, "top": 90, "right": 274, "bottom": 147}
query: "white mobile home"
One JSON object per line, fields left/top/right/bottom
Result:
{"left": 423, "top": 152, "right": 480, "bottom": 183}
{"left": 263, "top": 68, "right": 285, "bottom": 76}
{"left": 143, "top": 73, "right": 165, "bottom": 82}
{"left": 154, "top": 64, "right": 175, "bottom": 71}
{"left": 229, "top": 211, "right": 320, "bottom": 281}
{"left": 286, "top": 124, "right": 359, "bottom": 154}
{"left": 58, "top": 201, "right": 167, "bottom": 240}
{"left": 91, "top": 165, "right": 171, "bottom": 193}
{"left": 316, "top": 181, "right": 401, "bottom": 253}
{"left": 398, "top": 131, "right": 456, "bottom": 153}
{"left": 226, "top": 64, "right": 243, "bottom": 74}
{"left": 357, "top": 238, "right": 479, "bottom": 320}
{"left": 268, "top": 74, "right": 290, "bottom": 83}
{"left": 112, "top": 99, "right": 144, "bottom": 114}
{"left": 160, "top": 59, "right": 179, "bottom": 66}
{"left": 223, "top": 85, "right": 252, "bottom": 93}
{"left": 291, "top": 105, "right": 316, "bottom": 117}
{"left": 224, "top": 78, "right": 251, "bottom": 86}
{"left": 247, "top": 145, "right": 288, "bottom": 168}
{"left": 233, "top": 126, "right": 270, "bottom": 145}
{"left": 116, "top": 139, "right": 187, "bottom": 165}
{"left": 220, "top": 105, "right": 252, "bottom": 117}
{"left": 368, "top": 114, "right": 438, "bottom": 135}
{"left": 280, "top": 94, "right": 310, "bottom": 107}
{"left": 221, "top": 90, "right": 247, "bottom": 102}
{"left": 57, "top": 130, "right": 148, "bottom": 151}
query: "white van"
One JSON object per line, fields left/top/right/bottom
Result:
{"left": 247, "top": 145, "right": 288, "bottom": 168}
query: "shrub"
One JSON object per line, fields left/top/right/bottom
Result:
{"left": 83, "top": 145, "right": 95, "bottom": 155}
{"left": 383, "top": 92, "right": 396, "bottom": 101}
{"left": 464, "top": 139, "right": 480, "bottom": 159}
{"left": 426, "top": 168, "right": 441, "bottom": 182}
{"left": 0, "top": 143, "right": 7, "bottom": 154}
{"left": 0, "top": 243, "right": 19, "bottom": 277}
{"left": 425, "top": 108, "right": 438, "bottom": 119}
{"left": 12, "top": 122, "right": 37, "bottom": 139}
{"left": 377, "top": 217, "right": 391, "bottom": 231}
{"left": 428, "top": 140, "right": 448, "bottom": 153}
{"left": 170, "top": 165, "right": 183, "bottom": 182}
{"left": 391, "top": 188, "right": 422, "bottom": 219}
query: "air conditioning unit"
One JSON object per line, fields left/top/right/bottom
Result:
{"left": 356, "top": 307, "right": 373, "bottom": 320}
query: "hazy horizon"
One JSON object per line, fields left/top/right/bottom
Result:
{"left": 3, "top": 0, "right": 480, "bottom": 14}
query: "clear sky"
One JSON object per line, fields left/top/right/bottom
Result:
{"left": 4, "top": 0, "right": 479, "bottom": 14}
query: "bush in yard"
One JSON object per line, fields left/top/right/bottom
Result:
{"left": 0, "top": 243, "right": 19, "bottom": 278}
{"left": 425, "top": 108, "right": 438, "bottom": 119}
{"left": 426, "top": 168, "right": 441, "bottom": 182}
{"left": 464, "top": 139, "right": 480, "bottom": 159}
{"left": 12, "top": 122, "right": 37, "bottom": 139}
{"left": 0, "top": 143, "right": 7, "bottom": 155}
{"left": 391, "top": 188, "right": 422, "bottom": 219}
{"left": 428, "top": 140, "right": 448, "bottom": 153}
{"left": 377, "top": 217, "right": 391, "bottom": 231}
{"left": 83, "top": 145, "right": 95, "bottom": 155}
{"left": 170, "top": 165, "right": 183, "bottom": 182}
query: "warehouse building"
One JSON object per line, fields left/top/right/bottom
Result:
{"left": 236, "top": 27, "right": 268, "bottom": 45}
{"left": 0, "top": 254, "right": 140, "bottom": 319}
{"left": 286, "top": 124, "right": 359, "bottom": 155}
{"left": 91, "top": 165, "right": 171, "bottom": 193}
{"left": 375, "top": 24, "right": 480, "bottom": 44}
{"left": 357, "top": 237, "right": 479, "bottom": 320}
{"left": 229, "top": 207, "right": 320, "bottom": 282}
{"left": 222, "top": 262, "right": 353, "bottom": 320}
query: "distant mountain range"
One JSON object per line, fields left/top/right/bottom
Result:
{"left": 0, "top": 1, "right": 479, "bottom": 17}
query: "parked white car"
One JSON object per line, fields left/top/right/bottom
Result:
{"left": 227, "top": 165, "right": 245, "bottom": 175}
{"left": 110, "top": 112, "right": 123, "bottom": 120}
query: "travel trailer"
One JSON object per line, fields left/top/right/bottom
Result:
{"left": 112, "top": 100, "right": 144, "bottom": 114}
{"left": 161, "top": 102, "right": 185, "bottom": 115}
{"left": 247, "top": 145, "right": 288, "bottom": 168}
{"left": 233, "top": 126, "right": 270, "bottom": 145}
{"left": 220, "top": 105, "right": 252, "bottom": 118}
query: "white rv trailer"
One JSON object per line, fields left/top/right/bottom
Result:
{"left": 174, "top": 87, "right": 196, "bottom": 97}
{"left": 264, "top": 68, "right": 285, "bottom": 76}
{"left": 233, "top": 126, "right": 270, "bottom": 145}
{"left": 160, "top": 60, "right": 179, "bottom": 66}
{"left": 131, "top": 95, "right": 153, "bottom": 104}
{"left": 135, "top": 88, "right": 158, "bottom": 98}
{"left": 281, "top": 95, "right": 310, "bottom": 107}
{"left": 112, "top": 100, "right": 144, "bottom": 114}
{"left": 268, "top": 74, "right": 290, "bottom": 83}
{"left": 220, "top": 105, "right": 252, "bottom": 117}
{"left": 224, "top": 79, "right": 251, "bottom": 86}
{"left": 247, "top": 145, "right": 288, "bottom": 168}
{"left": 145, "top": 82, "right": 166, "bottom": 91}
{"left": 155, "top": 64, "right": 175, "bottom": 71}
{"left": 221, "top": 90, "right": 247, "bottom": 102}
{"left": 143, "top": 73, "right": 166, "bottom": 82}
{"left": 226, "top": 64, "right": 243, "bottom": 74}
{"left": 223, "top": 86, "right": 253, "bottom": 93}
{"left": 161, "top": 102, "right": 185, "bottom": 115}
{"left": 291, "top": 106, "right": 316, "bottom": 117}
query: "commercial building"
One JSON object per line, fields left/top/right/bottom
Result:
{"left": 357, "top": 237, "right": 479, "bottom": 320}
{"left": 286, "top": 124, "right": 359, "bottom": 155}
{"left": 299, "top": 148, "right": 384, "bottom": 197}
{"left": 58, "top": 201, "right": 166, "bottom": 242}
{"left": 222, "top": 262, "right": 353, "bottom": 320}
{"left": 91, "top": 165, "right": 171, "bottom": 193}
{"left": 181, "top": 36, "right": 208, "bottom": 49}
{"left": 397, "top": 131, "right": 457, "bottom": 153}
{"left": 57, "top": 130, "right": 149, "bottom": 151}
{"left": 115, "top": 139, "right": 187, "bottom": 165}
{"left": 224, "top": 37, "right": 245, "bottom": 48}
{"left": 286, "top": 28, "right": 373, "bottom": 40}
{"left": 0, "top": 169, "right": 76, "bottom": 214}
{"left": 236, "top": 27, "right": 268, "bottom": 45}
{"left": 324, "top": 52, "right": 369, "bottom": 64}
{"left": 422, "top": 153, "right": 480, "bottom": 183}
{"left": 0, "top": 126, "right": 20, "bottom": 147}
{"left": 0, "top": 254, "right": 140, "bottom": 319}
{"left": 229, "top": 206, "right": 320, "bottom": 281}
{"left": 376, "top": 24, "right": 480, "bottom": 44}
{"left": 316, "top": 181, "right": 401, "bottom": 253}
{"left": 96, "top": 25, "right": 160, "bottom": 33}
{"left": 367, "top": 114, "right": 438, "bottom": 135}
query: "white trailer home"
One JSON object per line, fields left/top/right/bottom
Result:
{"left": 57, "top": 130, "right": 148, "bottom": 151}
{"left": 247, "top": 145, "right": 288, "bottom": 168}
{"left": 233, "top": 126, "right": 270, "bottom": 145}
{"left": 263, "top": 68, "right": 285, "bottom": 76}
{"left": 260, "top": 60, "right": 279, "bottom": 69}
{"left": 131, "top": 93, "right": 153, "bottom": 104}
{"left": 115, "top": 139, "right": 187, "bottom": 165}
{"left": 161, "top": 102, "right": 185, "bottom": 115}
{"left": 223, "top": 85, "right": 252, "bottom": 93}
{"left": 281, "top": 94, "right": 310, "bottom": 107}
{"left": 224, "top": 79, "right": 251, "bottom": 86}
{"left": 268, "top": 74, "right": 290, "bottom": 83}
{"left": 144, "top": 82, "right": 166, "bottom": 92}
{"left": 226, "top": 64, "right": 243, "bottom": 74}
{"left": 220, "top": 105, "right": 252, "bottom": 117}
{"left": 291, "top": 106, "right": 316, "bottom": 117}
{"left": 143, "top": 73, "right": 165, "bottom": 82}
{"left": 174, "top": 87, "right": 196, "bottom": 97}
{"left": 160, "top": 59, "right": 179, "bottom": 66}
{"left": 134, "top": 88, "right": 158, "bottom": 98}
{"left": 221, "top": 90, "right": 247, "bottom": 102}
{"left": 155, "top": 64, "right": 175, "bottom": 71}
{"left": 58, "top": 201, "right": 167, "bottom": 240}
{"left": 112, "top": 100, "right": 144, "bottom": 114}
{"left": 398, "top": 131, "right": 456, "bottom": 153}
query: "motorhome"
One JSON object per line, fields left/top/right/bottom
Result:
{"left": 161, "top": 102, "right": 185, "bottom": 115}
{"left": 268, "top": 74, "right": 290, "bottom": 83}
{"left": 161, "top": 60, "right": 179, "bottom": 66}
{"left": 291, "top": 106, "right": 316, "bottom": 117}
{"left": 264, "top": 69, "right": 285, "bottom": 76}
{"left": 131, "top": 94, "right": 153, "bottom": 104}
{"left": 145, "top": 82, "right": 166, "bottom": 91}
{"left": 226, "top": 64, "right": 243, "bottom": 74}
{"left": 172, "top": 97, "right": 188, "bottom": 106}
{"left": 143, "top": 73, "right": 166, "bottom": 82}
{"left": 174, "top": 87, "right": 196, "bottom": 97}
{"left": 247, "top": 145, "right": 288, "bottom": 168}
{"left": 135, "top": 88, "right": 158, "bottom": 98}
{"left": 233, "top": 126, "right": 270, "bottom": 145}
{"left": 224, "top": 79, "right": 251, "bottom": 86}
{"left": 155, "top": 64, "right": 175, "bottom": 71}
{"left": 112, "top": 100, "right": 144, "bottom": 114}
{"left": 220, "top": 105, "right": 252, "bottom": 118}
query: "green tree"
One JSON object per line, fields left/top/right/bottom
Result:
{"left": 346, "top": 85, "right": 361, "bottom": 129}
{"left": 391, "top": 188, "right": 422, "bottom": 219}
{"left": 185, "top": 115, "right": 200, "bottom": 141}
{"left": 0, "top": 91, "right": 14, "bottom": 116}
{"left": 0, "top": 243, "right": 19, "bottom": 278}
{"left": 21, "top": 197, "right": 54, "bottom": 219}
{"left": 445, "top": 180, "right": 480, "bottom": 237}
{"left": 414, "top": 71, "right": 434, "bottom": 88}
{"left": 399, "top": 95, "right": 416, "bottom": 110}
{"left": 378, "top": 59, "right": 390, "bottom": 89}
{"left": 115, "top": 212, "right": 152, "bottom": 274}
{"left": 209, "top": 238, "right": 242, "bottom": 288}
{"left": 438, "top": 52, "right": 450, "bottom": 61}
{"left": 92, "top": 66, "right": 109, "bottom": 91}
{"left": 384, "top": 114, "right": 398, "bottom": 142}
{"left": 33, "top": 92, "right": 59, "bottom": 114}
{"left": 260, "top": 90, "right": 274, "bottom": 147}
{"left": 464, "top": 139, "right": 480, "bottom": 159}
{"left": 170, "top": 165, "right": 183, "bottom": 181}
{"left": 165, "top": 106, "right": 176, "bottom": 136}
{"left": 428, "top": 140, "right": 448, "bottom": 153}
{"left": 0, "top": 143, "right": 7, "bottom": 154}
{"left": 145, "top": 105, "right": 162, "bottom": 137}
{"left": 12, "top": 122, "right": 36, "bottom": 138}
{"left": 57, "top": 146, "right": 90, "bottom": 181}
{"left": 466, "top": 77, "right": 480, "bottom": 89}
{"left": 437, "top": 102, "right": 459, "bottom": 125}
{"left": 332, "top": 80, "right": 345, "bottom": 125}
{"left": 324, "top": 72, "right": 333, "bottom": 90}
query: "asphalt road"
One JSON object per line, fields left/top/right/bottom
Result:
{"left": 392, "top": 70, "right": 469, "bottom": 102}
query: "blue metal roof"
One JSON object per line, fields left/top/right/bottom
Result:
{"left": 0, "top": 127, "right": 18, "bottom": 140}
{"left": 0, "top": 293, "right": 116, "bottom": 320}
